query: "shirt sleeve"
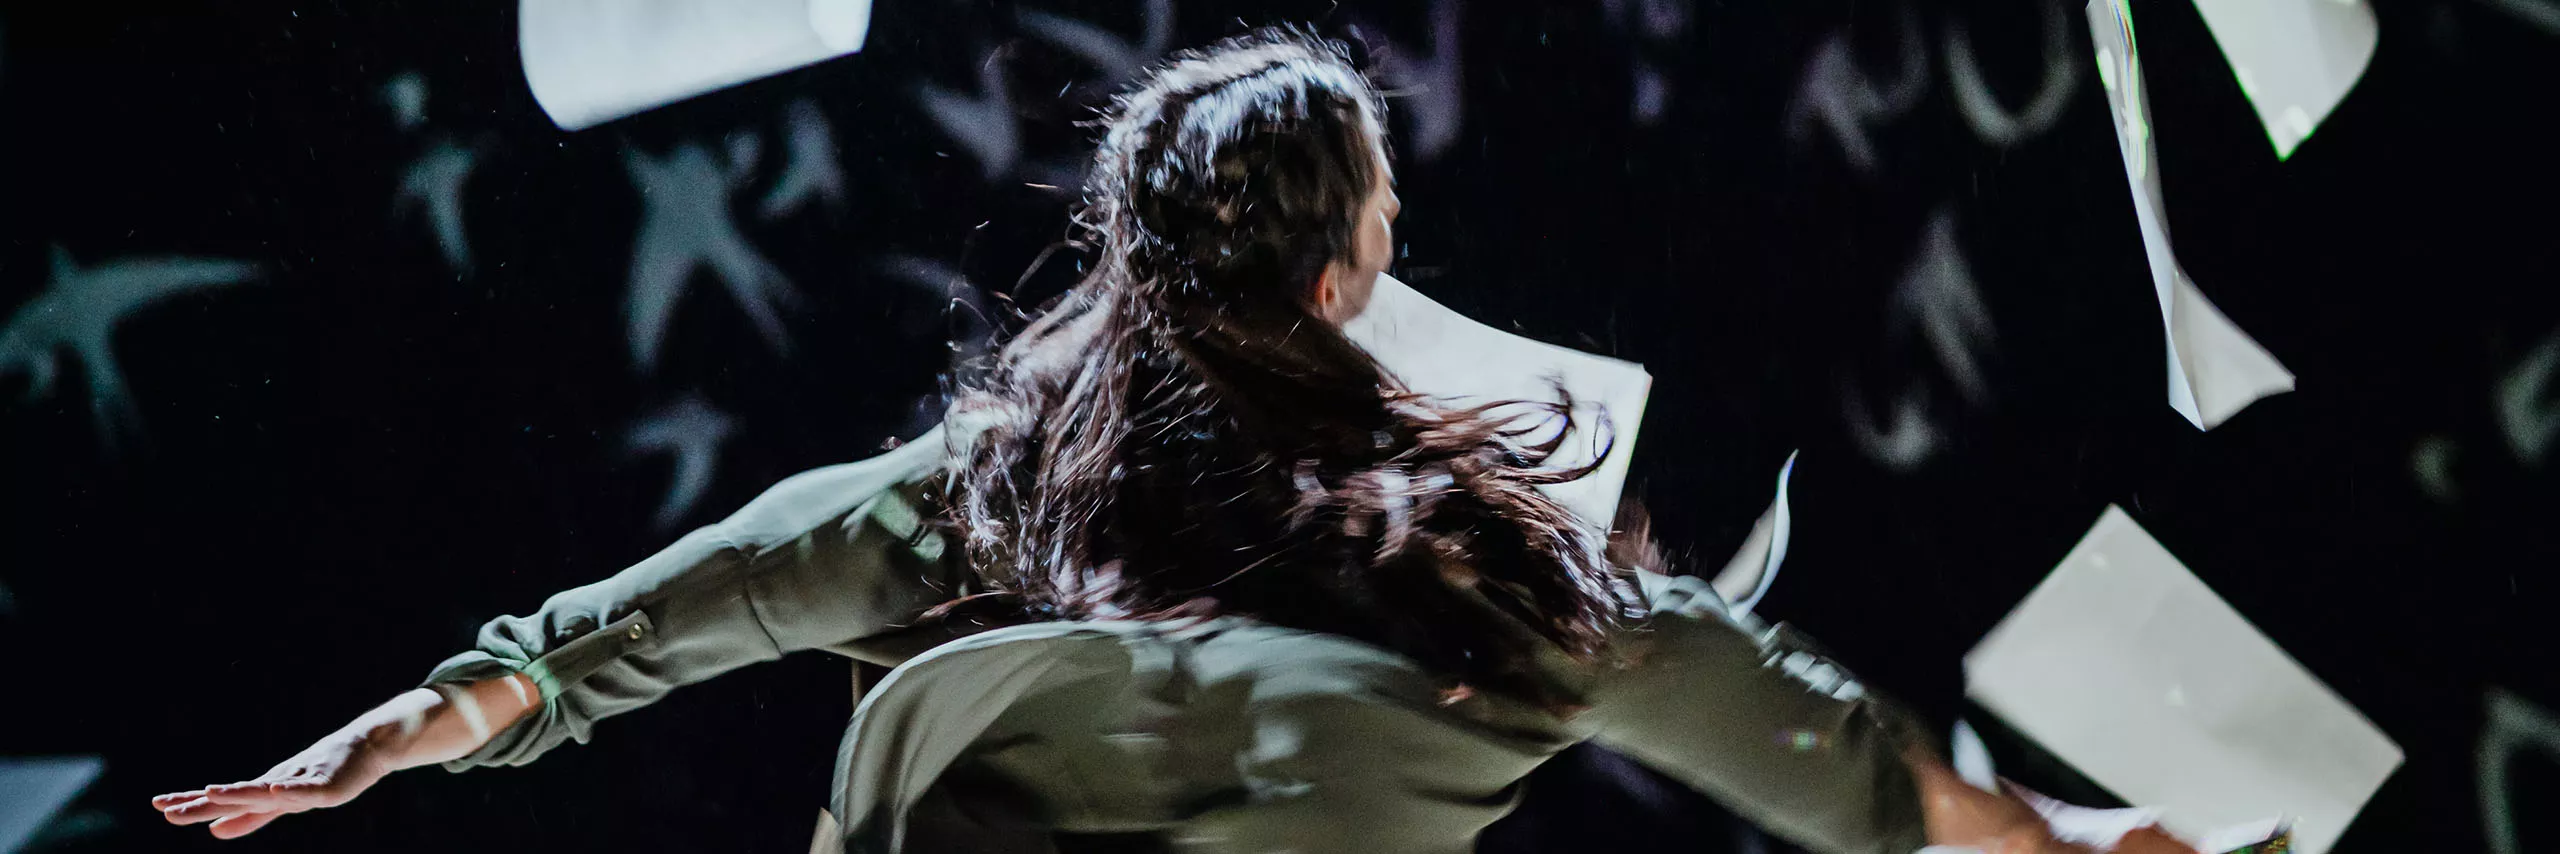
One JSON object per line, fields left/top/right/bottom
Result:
{"left": 1582, "top": 570, "right": 1934, "bottom": 854}
{"left": 418, "top": 425, "right": 968, "bottom": 772}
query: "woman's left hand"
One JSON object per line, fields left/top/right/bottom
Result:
{"left": 1994, "top": 780, "right": 2206, "bottom": 854}
{"left": 1906, "top": 745, "right": 2203, "bottom": 854}
{"left": 2110, "top": 826, "right": 2206, "bottom": 854}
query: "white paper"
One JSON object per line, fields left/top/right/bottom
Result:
{"left": 2165, "top": 275, "right": 2295, "bottom": 430}
{"left": 2189, "top": 0, "right": 2378, "bottom": 160}
{"left": 1964, "top": 506, "right": 2402, "bottom": 854}
{"left": 520, "top": 0, "right": 873, "bottom": 131}
{"left": 2087, "top": 1, "right": 2294, "bottom": 430}
{"left": 1339, "top": 274, "right": 1652, "bottom": 529}
{"left": 1710, "top": 451, "right": 1795, "bottom": 614}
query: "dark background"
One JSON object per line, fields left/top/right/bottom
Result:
{"left": 3, "top": 1, "right": 2557, "bottom": 851}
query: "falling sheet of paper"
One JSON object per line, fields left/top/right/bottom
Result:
{"left": 1964, "top": 506, "right": 2402, "bottom": 854}
{"left": 0, "top": 756, "right": 103, "bottom": 852}
{"left": 1710, "top": 451, "right": 1795, "bottom": 614}
{"left": 2189, "top": 0, "right": 2378, "bottom": 161}
{"left": 2086, "top": 1, "right": 2294, "bottom": 430}
{"left": 1338, "top": 273, "right": 1651, "bottom": 529}
{"left": 521, "top": 0, "right": 873, "bottom": 131}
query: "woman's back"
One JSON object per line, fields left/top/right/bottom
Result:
{"left": 833, "top": 573, "right": 1931, "bottom": 854}
{"left": 850, "top": 28, "right": 1925, "bottom": 854}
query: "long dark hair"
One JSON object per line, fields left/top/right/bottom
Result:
{"left": 937, "top": 27, "right": 1639, "bottom": 710}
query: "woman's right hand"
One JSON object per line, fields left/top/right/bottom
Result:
{"left": 151, "top": 724, "right": 399, "bottom": 839}
{"left": 153, "top": 675, "right": 538, "bottom": 840}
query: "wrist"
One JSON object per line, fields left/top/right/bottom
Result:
{"left": 1905, "top": 748, "right": 2050, "bottom": 844}
{"left": 346, "top": 688, "right": 444, "bottom": 768}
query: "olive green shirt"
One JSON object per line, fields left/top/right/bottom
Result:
{"left": 422, "top": 424, "right": 1931, "bottom": 853}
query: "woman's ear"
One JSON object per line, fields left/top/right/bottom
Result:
{"left": 1314, "top": 267, "right": 1339, "bottom": 317}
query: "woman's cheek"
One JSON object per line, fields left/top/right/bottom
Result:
{"left": 1366, "top": 211, "right": 1394, "bottom": 272}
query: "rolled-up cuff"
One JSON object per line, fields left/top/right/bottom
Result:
{"left": 416, "top": 609, "right": 662, "bottom": 772}
{"left": 418, "top": 652, "right": 542, "bottom": 772}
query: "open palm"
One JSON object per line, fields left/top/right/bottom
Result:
{"left": 152, "top": 729, "right": 392, "bottom": 840}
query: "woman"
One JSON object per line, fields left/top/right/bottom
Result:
{"left": 155, "top": 28, "right": 2192, "bottom": 853}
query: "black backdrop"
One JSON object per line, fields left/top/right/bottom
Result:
{"left": 4, "top": 1, "right": 2557, "bottom": 851}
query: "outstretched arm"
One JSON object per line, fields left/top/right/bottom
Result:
{"left": 1586, "top": 571, "right": 2198, "bottom": 854}
{"left": 412, "top": 425, "right": 965, "bottom": 770}
{"left": 156, "top": 425, "right": 970, "bottom": 839}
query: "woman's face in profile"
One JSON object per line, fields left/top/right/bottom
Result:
{"left": 1321, "top": 122, "right": 1402, "bottom": 324}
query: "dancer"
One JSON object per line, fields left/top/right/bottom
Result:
{"left": 157, "top": 28, "right": 2192, "bottom": 854}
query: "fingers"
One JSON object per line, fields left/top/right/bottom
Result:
{"left": 152, "top": 790, "right": 208, "bottom": 809}
{"left": 160, "top": 795, "right": 256, "bottom": 827}
{"left": 204, "top": 779, "right": 334, "bottom": 810}
{"left": 2112, "top": 827, "right": 2203, "bottom": 854}
{"left": 1996, "top": 778, "right": 2068, "bottom": 817}
{"left": 209, "top": 811, "right": 283, "bottom": 839}
{"left": 206, "top": 780, "right": 287, "bottom": 800}
{"left": 253, "top": 778, "right": 337, "bottom": 807}
{"left": 157, "top": 767, "right": 308, "bottom": 808}
{"left": 160, "top": 784, "right": 334, "bottom": 836}
{"left": 158, "top": 782, "right": 305, "bottom": 823}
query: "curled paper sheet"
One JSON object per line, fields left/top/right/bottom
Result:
{"left": 1710, "top": 451, "right": 1796, "bottom": 614}
{"left": 521, "top": 0, "right": 873, "bottom": 131}
{"left": 2188, "top": 0, "right": 2378, "bottom": 161}
{"left": 1964, "top": 506, "right": 2401, "bottom": 854}
{"left": 2086, "top": 1, "right": 2295, "bottom": 430}
{"left": 1338, "top": 274, "right": 1652, "bottom": 529}
{"left": 2165, "top": 273, "right": 2296, "bottom": 431}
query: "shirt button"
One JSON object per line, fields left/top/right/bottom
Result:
{"left": 627, "top": 624, "right": 646, "bottom": 640}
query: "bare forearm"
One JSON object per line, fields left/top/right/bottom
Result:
{"left": 1904, "top": 745, "right": 2070, "bottom": 850}
{"left": 356, "top": 673, "right": 541, "bottom": 771}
